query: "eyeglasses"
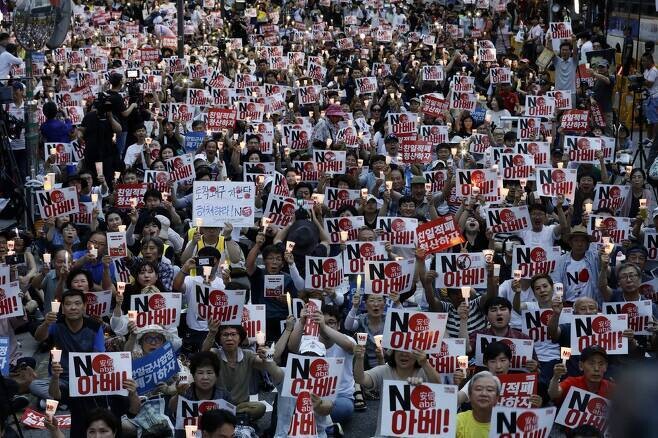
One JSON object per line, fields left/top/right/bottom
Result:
{"left": 143, "top": 335, "right": 165, "bottom": 344}
{"left": 619, "top": 273, "right": 639, "bottom": 280}
{"left": 221, "top": 332, "right": 239, "bottom": 338}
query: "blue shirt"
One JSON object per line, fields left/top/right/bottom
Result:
{"left": 72, "top": 250, "right": 116, "bottom": 285}
{"left": 48, "top": 317, "right": 105, "bottom": 378}
{"left": 40, "top": 118, "right": 73, "bottom": 143}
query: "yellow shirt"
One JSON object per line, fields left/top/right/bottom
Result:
{"left": 456, "top": 411, "right": 490, "bottom": 438}
{"left": 186, "top": 228, "right": 226, "bottom": 277}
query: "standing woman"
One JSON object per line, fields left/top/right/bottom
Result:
{"left": 621, "top": 168, "right": 656, "bottom": 220}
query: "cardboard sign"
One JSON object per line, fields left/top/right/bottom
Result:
{"left": 565, "top": 136, "right": 602, "bottom": 164}
{"left": 587, "top": 215, "right": 631, "bottom": 244}
{"left": 561, "top": 110, "right": 590, "bottom": 133}
{"left": 44, "top": 142, "right": 73, "bottom": 165}
{"left": 497, "top": 373, "right": 538, "bottom": 408}
{"left": 69, "top": 352, "right": 132, "bottom": 397}
{"left": 132, "top": 342, "right": 179, "bottom": 395}
{"left": 399, "top": 140, "right": 433, "bottom": 163}
{"left": 175, "top": 397, "right": 236, "bottom": 429}
{"left": 549, "top": 21, "right": 573, "bottom": 39}
{"left": 364, "top": 259, "right": 415, "bottom": 295}
{"left": 36, "top": 187, "right": 79, "bottom": 219}
{"left": 456, "top": 169, "right": 499, "bottom": 202}
{"left": 603, "top": 301, "right": 653, "bottom": 335}
{"left": 422, "top": 65, "right": 445, "bottom": 81}
{"left": 0, "top": 282, "right": 23, "bottom": 319}
{"left": 305, "top": 255, "right": 344, "bottom": 289}
{"left": 323, "top": 216, "right": 365, "bottom": 244}
{"left": 449, "top": 90, "right": 476, "bottom": 111}
{"left": 324, "top": 187, "right": 360, "bottom": 211}
{"left": 281, "top": 354, "right": 344, "bottom": 400}
{"left": 114, "top": 183, "right": 147, "bottom": 209}
{"left": 387, "top": 113, "right": 418, "bottom": 135}
{"left": 107, "top": 231, "right": 127, "bottom": 259}
{"left": 555, "top": 387, "right": 609, "bottom": 433}
{"left": 428, "top": 338, "right": 467, "bottom": 375}
{"left": 535, "top": 168, "right": 578, "bottom": 201}
{"left": 264, "top": 275, "right": 284, "bottom": 298}
{"left": 21, "top": 409, "right": 71, "bottom": 429}
{"left": 382, "top": 309, "right": 448, "bottom": 354}
{"left": 419, "top": 125, "right": 449, "bottom": 145}
{"left": 546, "top": 90, "right": 573, "bottom": 110}
{"left": 263, "top": 194, "right": 296, "bottom": 227}
{"left": 485, "top": 205, "right": 531, "bottom": 233}
{"left": 342, "top": 241, "right": 388, "bottom": 275}
{"left": 500, "top": 153, "right": 534, "bottom": 179}
{"left": 377, "top": 217, "right": 418, "bottom": 248}
{"left": 288, "top": 391, "right": 317, "bottom": 437}
{"left": 490, "top": 405, "right": 555, "bottom": 437}
{"left": 524, "top": 95, "right": 555, "bottom": 119}
{"left": 423, "top": 170, "right": 449, "bottom": 192}
{"left": 169, "top": 103, "right": 195, "bottom": 123}
{"left": 592, "top": 184, "right": 629, "bottom": 212}
{"left": 645, "top": 232, "right": 658, "bottom": 261}
{"left": 452, "top": 75, "right": 475, "bottom": 93}
{"left": 421, "top": 95, "right": 449, "bottom": 117}
{"left": 489, "top": 67, "right": 511, "bottom": 84}
{"left": 511, "top": 245, "right": 561, "bottom": 279}
{"left": 354, "top": 76, "right": 378, "bottom": 95}
{"left": 84, "top": 291, "right": 112, "bottom": 318}
{"left": 380, "top": 381, "right": 457, "bottom": 437}
{"left": 474, "top": 336, "right": 534, "bottom": 371}
{"left": 207, "top": 107, "right": 237, "bottom": 131}
{"left": 517, "top": 117, "right": 541, "bottom": 140}
{"left": 130, "top": 293, "right": 182, "bottom": 329}
{"left": 515, "top": 141, "right": 550, "bottom": 167}
{"left": 189, "top": 283, "right": 245, "bottom": 325}
{"left": 570, "top": 314, "right": 628, "bottom": 355}
{"left": 0, "top": 337, "right": 9, "bottom": 376}
{"left": 192, "top": 181, "right": 255, "bottom": 228}
{"left": 165, "top": 154, "right": 196, "bottom": 183}
{"left": 241, "top": 304, "right": 266, "bottom": 342}
{"left": 313, "top": 150, "right": 347, "bottom": 175}
{"left": 435, "top": 253, "right": 487, "bottom": 289}
{"left": 416, "top": 215, "right": 465, "bottom": 255}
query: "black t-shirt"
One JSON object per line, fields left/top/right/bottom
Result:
{"left": 81, "top": 111, "right": 119, "bottom": 164}
{"left": 107, "top": 90, "right": 128, "bottom": 130}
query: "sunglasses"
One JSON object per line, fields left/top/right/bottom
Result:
{"left": 143, "top": 335, "right": 165, "bottom": 344}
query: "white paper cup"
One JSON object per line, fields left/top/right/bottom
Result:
{"left": 128, "top": 311, "right": 138, "bottom": 323}
{"left": 51, "top": 348, "right": 62, "bottom": 363}
{"left": 513, "top": 270, "right": 522, "bottom": 281}
{"left": 185, "top": 425, "right": 197, "bottom": 438}
{"left": 43, "top": 253, "right": 51, "bottom": 265}
{"left": 51, "top": 301, "right": 60, "bottom": 313}
{"left": 482, "top": 249, "right": 494, "bottom": 263}
{"left": 457, "top": 355, "right": 469, "bottom": 370}
{"left": 493, "top": 264, "right": 500, "bottom": 277}
{"left": 356, "top": 332, "right": 368, "bottom": 346}
{"left": 266, "top": 344, "right": 275, "bottom": 362}
{"left": 45, "top": 399, "right": 59, "bottom": 418}
{"left": 255, "top": 331, "right": 266, "bottom": 346}
{"left": 374, "top": 335, "right": 383, "bottom": 349}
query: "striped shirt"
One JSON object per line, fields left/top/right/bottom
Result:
{"left": 435, "top": 295, "right": 488, "bottom": 338}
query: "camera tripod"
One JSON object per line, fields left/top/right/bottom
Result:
{"left": 631, "top": 91, "right": 650, "bottom": 170}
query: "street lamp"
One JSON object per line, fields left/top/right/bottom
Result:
{"left": 12, "top": 0, "right": 56, "bottom": 182}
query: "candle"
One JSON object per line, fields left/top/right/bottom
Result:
{"left": 43, "top": 252, "right": 51, "bottom": 265}
{"left": 145, "top": 137, "right": 152, "bottom": 145}
{"left": 451, "top": 147, "right": 458, "bottom": 157}
{"left": 501, "top": 187, "right": 509, "bottom": 198}
{"left": 51, "top": 300, "right": 60, "bottom": 313}
{"left": 374, "top": 334, "right": 383, "bottom": 349}
{"left": 557, "top": 162, "right": 564, "bottom": 169}
{"left": 471, "top": 186, "right": 480, "bottom": 196}
{"left": 356, "top": 274, "right": 362, "bottom": 292}
{"left": 424, "top": 183, "right": 432, "bottom": 192}
{"left": 50, "top": 147, "right": 57, "bottom": 155}
{"left": 95, "top": 161, "right": 103, "bottom": 175}
{"left": 64, "top": 252, "right": 69, "bottom": 269}
{"left": 356, "top": 332, "right": 368, "bottom": 345}
{"left": 114, "top": 171, "right": 121, "bottom": 181}
{"left": 89, "top": 244, "right": 98, "bottom": 258}
{"left": 130, "top": 198, "right": 138, "bottom": 208}
{"left": 625, "top": 165, "right": 633, "bottom": 174}
{"left": 361, "top": 188, "right": 368, "bottom": 198}
{"left": 457, "top": 355, "right": 469, "bottom": 371}
{"left": 554, "top": 282, "right": 564, "bottom": 301}
{"left": 255, "top": 331, "right": 266, "bottom": 346}
{"left": 640, "top": 198, "right": 647, "bottom": 209}
{"left": 203, "top": 266, "right": 212, "bottom": 281}
{"left": 7, "top": 240, "right": 14, "bottom": 251}
{"left": 286, "top": 241, "right": 296, "bottom": 252}
{"left": 128, "top": 311, "right": 138, "bottom": 323}
{"left": 560, "top": 347, "right": 571, "bottom": 365}
{"left": 493, "top": 264, "right": 501, "bottom": 277}
{"left": 43, "top": 180, "right": 52, "bottom": 191}
{"left": 339, "top": 231, "right": 349, "bottom": 243}
{"left": 286, "top": 292, "right": 292, "bottom": 316}
{"left": 513, "top": 270, "right": 522, "bottom": 281}
{"left": 117, "top": 282, "right": 126, "bottom": 295}
{"left": 118, "top": 225, "right": 126, "bottom": 232}
{"left": 385, "top": 181, "right": 393, "bottom": 190}
{"left": 45, "top": 399, "right": 59, "bottom": 419}
{"left": 584, "top": 202, "right": 592, "bottom": 213}
{"left": 482, "top": 249, "right": 494, "bottom": 263}
{"left": 51, "top": 348, "right": 62, "bottom": 363}
{"left": 91, "top": 193, "right": 99, "bottom": 203}
{"left": 461, "top": 287, "right": 470, "bottom": 305}
{"left": 357, "top": 159, "right": 364, "bottom": 167}
{"left": 195, "top": 218, "right": 203, "bottom": 228}
{"left": 185, "top": 425, "right": 197, "bottom": 438}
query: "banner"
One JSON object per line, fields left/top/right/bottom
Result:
{"left": 380, "top": 381, "right": 457, "bottom": 437}
{"left": 192, "top": 181, "right": 255, "bottom": 228}
{"left": 535, "top": 168, "right": 578, "bottom": 201}
{"left": 189, "top": 283, "right": 245, "bottom": 325}
{"left": 132, "top": 342, "right": 179, "bottom": 395}
{"left": 490, "top": 405, "right": 555, "bottom": 437}
{"left": 114, "top": 183, "right": 147, "bottom": 209}
{"left": 21, "top": 409, "right": 71, "bottom": 430}
{"left": 242, "top": 304, "right": 266, "bottom": 342}
{"left": 36, "top": 187, "right": 79, "bottom": 219}
{"left": 376, "top": 217, "right": 418, "bottom": 248}
{"left": 456, "top": 169, "right": 499, "bottom": 202}
{"left": 364, "top": 259, "right": 415, "bottom": 295}
{"left": 555, "top": 387, "right": 609, "bottom": 433}
{"left": 428, "top": 338, "right": 467, "bottom": 375}
{"left": 305, "top": 255, "right": 344, "bottom": 289}
{"left": 281, "top": 354, "right": 344, "bottom": 400}
{"left": 69, "top": 352, "right": 132, "bottom": 397}
{"left": 565, "top": 136, "right": 602, "bottom": 164}
{"left": 500, "top": 153, "right": 534, "bottom": 179}
{"left": 416, "top": 215, "right": 465, "bottom": 254}
{"left": 342, "top": 241, "right": 388, "bottom": 275}
{"left": 288, "top": 391, "right": 317, "bottom": 437}
{"left": 175, "top": 397, "right": 236, "bottom": 429}
{"left": 0, "top": 337, "right": 9, "bottom": 376}
{"left": 474, "top": 336, "right": 534, "bottom": 371}
{"left": 592, "top": 184, "right": 629, "bottom": 212}
{"left": 84, "top": 291, "right": 112, "bottom": 318}
{"left": 130, "top": 293, "right": 182, "bottom": 329}
{"left": 570, "top": 314, "right": 628, "bottom": 355}
{"left": 421, "top": 95, "right": 449, "bottom": 117}
{"left": 587, "top": 215, "right": 631, "bottom": 244}
{"left": 511, "top": 245, "right": 561, "bottom": 279}
{"left": 323, "top": 216, "right": 365, "bottom": 244}
{"left": 515, "top": 141, "right": 550, "bottom": 167}
{"left": 435, "top": 253, "right": 487, "bottom": 289}
{"left": 497, "top": 373, "right": 538, "bottom": 408}
{"left": 0, "top": 282, "right": 23, "bottom": 319}
{"left": 382, "top": 309, "right": 448, "bottom": 354}
{"left": 603, "top": 301, "right": 653, "bottom": 335}
{"left": 485, "top": 205, "right": 531, "bottom": 233}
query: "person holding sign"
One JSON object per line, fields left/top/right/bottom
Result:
{"left": 456, "top": 371, "right": 501, "bottom": 438}
{"left": 70, "top": 231, "right": 116, "bottom": 289}
{"left": 548, "top": 346, "right": 614, "bottom": 404}
{"left": 552, "top": 226, "right": 601, "bottom": 304}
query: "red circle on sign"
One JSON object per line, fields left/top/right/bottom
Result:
{"left": 577, "top": 138, "right": 590, "bottom": 150}
{"left": 337, "top": 189, "right": 350, "bottom": 200}
{"left": 209, "top": 290, "right": 228, "bottom": 307}
{"left": 621, "top": 303, "right": 639, "bottom": 318}
{"left": 501, "top": 338, "right": 516, "bottom": 354}
{"left": 470, "top": 170, "right": 485, "bottom": 184}
{"left": 85, "top": 292, "right": 97, "bottom": 304}
{"left": 148, "top": 294, "right": 166, "bottom": 310}
{"left": 50, "top": 190, "right": 65, "bottom": 203}
{"left": 602, "top": 217, "right": 617, "bottom": 230}
{"left": 310, "top": 359, "right": 329, "bottom": 378}
{"left": 540, "top": 310, "right": 553, "bottom": 325}
{"left": 586, "top": 397, "right": 607, "bottom": 416}
{"left": 516, "top": 411, "right": 539, "bottom": 432}
{"left": 338, "top": 218, "right": 352, "bottom": 231}
{"left": 552, "top": 169, "right": 566, "bottom": 183}
{"left": 242, "top": 206, "right": 252, "bottom": 216}
{"left": 499, "top": 209, "right": 516, "bottom": 223}
{"left": 91, "top": 354, "right": 114, "bottom": 374}
{"left": 410, "top": 385, "right": 435, "bottom": 410}
{"left": 528, "top": 143, "right": 539, "bottom": 154}
{"left": 199, "top": 401, "right": 218, "bottom": 414}
{"left": 592, "top": 316, "right": 611, "bottom": 334}
{"left": 296, "top": 392, "right": 313, "bottom": 414}
{"left": 323, "top": 258, "right": 338, "bottom": 274}
{"left": 156, "top": 173, "right": 169, "bottom": 184}
{"left": 456, "top": 254, "right": 472, "bottom": 270}
{"left": 409, "top": 313, "right": 430, "bottom": 332}
{"left": 392, "top": 218, "right": 406, "bottom": 232}
{"left": 609, "top": 187, "right": 621, "bottom": 198}
{"left": 384, "top": 262, "right": 402, "bottom": 278}
{"left": 325, "top": 152, "right": 336, "bottom": 162}
{"left": 360, "top": 243, "right": 375, "bottom": 258}
{"left": 512, "top": 155, "right": 525, "bottom": 167}
{"left": 530, "top": 247, "right": 547, "bottom": 262}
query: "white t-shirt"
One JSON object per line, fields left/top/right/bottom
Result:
{"left": 644, "top": 66, "right": 658, "bottom": 98}
{"left": 7, "top": 103, "right": 25, "bottom": 151}
{"left": 498, "top": 279, "right": 535, "bottom": 330}
{"left": 519, "top": 224, "right": 559, "bottom": 248}
{"left": 524, "top": 302, "right": 559, "bottom": 362}
{"left": 324, "top": 340, "right": 356, "bottom": 400}
{"left": 563, "top": 257, "right": 593, "bottom": 302}
{"left": 124, "top": 142, "right": 146, "bottom": 168}
{"left": 183, "top": 275, "right": 227, "bottom": 331}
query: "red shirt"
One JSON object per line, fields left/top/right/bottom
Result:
{"left": 558, "top": 375, "right": 614, "bottom": 404}
{"left": 498, "top": 90, "right": 519, "bottom": 113}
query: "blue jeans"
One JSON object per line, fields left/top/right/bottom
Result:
{"left": 330, "top": 396, "right": 354, "bottom": 424}
{"left": 29, "top": 377, "right": 68, "bottom": 400}
{"left": 116, "top": 131, "right": 128, "bottom": 157}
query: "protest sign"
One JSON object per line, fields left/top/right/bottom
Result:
{"left": 44, "top": 142, "right": 73, "bottom": 166}
{"left": 313, "top": 150, "right": 347, "bottom": 175}
{"left": 555, "top": 387, "right": 609, "bottom": 433}
{"left": 69, "top": 351, "right": 132, "bottom": 397}
{"left": 500, "top": 153, "right": 534, "bottom": 179}
{"left": 470, "top": 133, "right": 491, "bottom": 154}
{"left": 0, "top": 282, "right": 23, "bottom": 320}
{"left": 207, "top": 107, "right": 237, "bottom": 131}
{"left": 21, "top": 409, "right": 71, "bottom": 430}
{"left": 36, "top": 187, "right": 79, "bottom": 219}
{"left": 364, "top": 259, "right": 415, "bottom": 295}
{"left": 242, "top": 304, "right": 266, "bottom": 342}
{"left": 263, "top": 194, "right": 296, "bottom": 227}
{"left": 435, "top": 253, "right": 487, "bottom": 289}
{"left": 189, "top": 283, "right": 245, "bottom": 325}
{"left": 107, "top": 231, "right": 127, "bottom": 259}
{"left": 175, "top": 397, "right": 236, "bottom": 429}
{"left": 518, "top": 117, "right": 541, "bottom": 139}
{"left": 645, "top": 232, "right": 658, "bottom": 261}
{"left": 144, "top": 170, "right": 171, "bottom": 194}
{"left": 490, "top": 405, "right": 555, "bottom": 437}
{"left": 485, "top": 205, "right": 531, "bottom": 233}
{"left": 281, "top": 354, "right": 344, "bottom": 400}
{"left": 343, "top": 241, "right": 388, "bottom": 275}
{"left": 421, "top": 95, "right": 449, "bottom": 117}
{"left": 422, "top": 65, "right": 445, "bottom": 81}
{"left": 561, "top": 110, "right": 590, "bottom": 133}
{"left": 192, "top": 181, "right": 255, "bottom": 228}
{"left": 130, "top": 293, "right": 182, "bottom": 329}
{"left": 71, "top": 202, "right": 93, "bottom": 226}
{"left": 382, "top": 309, "right": 448, "bottom": 354}
{"left": 323, "top": 216, "right": 365, "bottom": 244}
{"left": 565, "top": 136, "right": 603, "bottom": 164}
{"left": 423, "top": 170, "right": 449, "bottom": 192}
{"left": 474, "top": 336, "right": 534, "bottom": 371}
{"left": 132, "top": 342, "right": 179, "bottom": 395}
{"left": 114, "top": 183, "right": 147, "bottom": 209}
{"left": 184, "top": 131, "right": 206, "bottom": 153}
{"left": 497, "top": 373, "right": 538, "bottom": 408}
{"left": 165, "top": 154, "right": 196, "bottom": 183}
{"left": 416, "top": 215, "right": 464, "bottom": 254}
{"left": 524, "top": 95, "right": 555, "bottom": 118}
{"left": 452, "top": 75, "right": 475, "bottom": 92}
{"left": 535, "top": 168, "right": 578, "bottom": 201}
{"left": 355, "top": 76, "right": 378, "bottom": 94}
{"left": 449, "top": 90, "right": 476, "bottom": 111}
{"left": 264, "top": 275, "right": 284, "bottom": 298}
{"left": 515, "top": 141, "right": 550, "bottom": 167}
{"left": 376, "top": 217, "right": 418, "bottom": 248}
{"left": 387, "top": 112, "right": 418, "bottom": 135}
{"left": 418, "top": 125, "right": 449, "bottom": 145}
{"left": 380, "top": 381, "right": 457, "bottom": 437}
{"left": 0, "top": 337, "right": 9, "bottom": 376}
{"left": 84, "top": 291, "right": 112, "bottom": 318}
{"left": 587, "top": 215, "right": 631, "bottom": 244}
{"left": 592, "top": 184, "right": 629, "bottom": 212}
{"left": 399, "top": 140, "right": 433, "bottom": 163}
{"left": 603, "top": 301, "right": 653, "bottom": 335}
{"left": 456, "top": 169, "right": 500, "bottom": 202}
{"left": 490, "top": 67, "right": 511, "bottom": 84}
{"left": 570, "top": 314, "right": 628, "bottom": 355}
{"left": 305, "top": 255, "right": 344, "bottom": 289}
{"left": 324, "top": 187, "right": 361, "bottom": 211}
{"left": 288, "top": 391, "right": 317, "bottom": 437}
{"left": 521, "top": 307, "right": 556, "bottom": 343}
{"left": 511, "top": 245, "right": 561, "bottom": 279}
{"left": 546, "top": 90, "right": 573, "bottom": 110}
{"left": 428, "top": 338, "right": 467, "bottom": 376}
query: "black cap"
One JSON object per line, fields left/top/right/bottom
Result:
{"left": 580, "top": 345, "right": 608, "bottom": 362}
{"left": 384, "top": 133, "right": 398, "bottom": 143}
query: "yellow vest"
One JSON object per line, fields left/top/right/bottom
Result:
{"left": 186, "top": 227, "right": 227, "bottom": 276}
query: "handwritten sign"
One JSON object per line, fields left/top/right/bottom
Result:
{"left": 192, "top": 181, "right": 255, "bottom": 228}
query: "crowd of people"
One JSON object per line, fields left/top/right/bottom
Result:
{"left": 0, "top": 0, "right": 657, "bottom": 437}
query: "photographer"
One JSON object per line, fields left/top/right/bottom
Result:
{"left": 106, "top": 72, "right": 138, "bottom": 157}
{"left": 589, "top": 59, "right": 615, "bottom": 135}
{"left": 79, "top": 95, "right": 123, "bottom": 185}
{"left": 641, "top": 54, "right": 658, "bottom": 143}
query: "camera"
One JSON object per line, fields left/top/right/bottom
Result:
{"left": 628, "top": 75, "right": 646, "bottom": 93}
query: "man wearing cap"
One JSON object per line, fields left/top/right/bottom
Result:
{"left": 548, "top": 345, "right": 614, "bottom": 403}
{"left": 589, "top": 59, "right": 615, "bottom": 134}
{"left": 381, "top": 133, "right": 400, "bottom": 165}
{"left": 545, "top": 33, "right": 577, "bottom": 101}
{"left": 552, "top": 226, "right": 601, "bottom": 304}
{"left": 311, "top": 104, "right": 345, "bottom": 145}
